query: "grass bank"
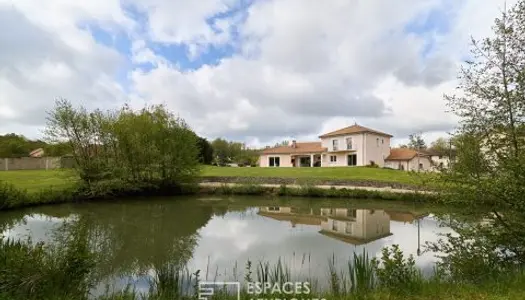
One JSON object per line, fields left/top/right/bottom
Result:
{"left": 0, "top": 166, "right": 435, "bottom": 193}
{"left": 0, "top": 180, "right": 435, "bottom": 212}
{"left": 201, "top": 165, "right": 432, "bottom": 185}
{"left": 0, "top": 167, "right": 437, "bottom": 211}
{"left": 198, "top": 183, "right": 435, "bottom": 202}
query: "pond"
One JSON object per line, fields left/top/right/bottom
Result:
{"left": 0, "top": 196, "right": 456, "bottom": 295}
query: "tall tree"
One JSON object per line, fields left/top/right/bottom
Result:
{"left": 429, "top": 137, "right": 450, "bottom": 155}
{"left": 196, "top": 137, "right": 214, "bottom": 165}
{"left": 408, "top": 134, "right": 426, "bottom": 150}
{"left": 0, "top": 134, "right": 46, "bottom": 157}
{"left": 211, "top": 138, "right": 230, "bottom": 165}
{"left": 437, "top": 1, "right": 525, "bottom": 266}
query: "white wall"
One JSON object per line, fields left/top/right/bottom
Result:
{"left": 407, "top": 156, "right": 432, "bottom": 171}
{"left": 320, "top": 209, "right": 390, "bottom": 240}
{"left": 363, "top": 133, "right": 390, "bottom": 167}
{"left": 259, "top": 154, "right": 293, "bottom": 167}
{"left": 430, "top": 155, "right": 450, "bottom": 168}
{"left": 385, "top": 156, "right": 433, "bottom": 171}
{"left": 320, "top": 133, "right": 390, "bottom": 167}
{"left": 320, "top": 134, "right": 364, "bottom": 166}
{"left": 321, "top": 153, "right": 354, "bottom": 167}
{"left": 384, "top": 160, "right": 409, "bottom": 170}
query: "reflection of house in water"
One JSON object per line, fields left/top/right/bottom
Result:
{"left": 258, "top": 207, "right": 326, "bottom": 226}
{"left": 385, "top": 211, "right": 429, "bottom": 224}
{"left": 318, "top": 208, "right": 392, "bottom": 245}
{"left": 258, "top": 207, "right": 392, "bottom": 245}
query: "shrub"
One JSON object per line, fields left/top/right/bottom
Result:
{"left": 372, "top": 245, "right": 422, "bottom": 292}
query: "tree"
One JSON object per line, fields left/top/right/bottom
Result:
{"left": 196, "top": 137, "right": 214, "bottom": 165}
{"left": 46, "top": 99, "right": 200, "bottom": 186}
{"left": 274, "top": 140, "right": 289, "bottom": 147}
{"left": 408, "top": 134, "right": 426, "bottom": 150}
{"left": 429, "top": 137, "right": 450, "bottom": 155}
{"left": 437, "top": 1, "right": 525, "bottom": 267}
{"left": 211, "top": 138, "right": 230, "bottom": 165}
{"left": 44, "top": 142, "right": 72, "bottom": 157}
{"left": 0, "top": 134, "right": 46, "bottom": 157}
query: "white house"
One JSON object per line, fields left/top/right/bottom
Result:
{"left": 259, "top": 124, "right": 392, "bottom": 168}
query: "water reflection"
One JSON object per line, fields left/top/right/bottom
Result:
{"left": 0, "top": 196, "right": 453, "bottom": 294}
{"left": 258, "top": 207, "right": 394, "bottom": 245}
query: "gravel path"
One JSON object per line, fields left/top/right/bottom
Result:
{"left": 198, "top": 182, "right": 434, "bottom": 194}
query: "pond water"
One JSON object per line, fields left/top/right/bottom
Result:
{"left": 0, "top": 196, "right": 456, "bottom": 294}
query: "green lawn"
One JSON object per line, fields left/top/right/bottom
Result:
{"left": 0, "top": 166, "right": 430, "bottom": 194}
{"left": 0, "top": 169, "right": 78, "bottom": 193}
{"left": 201, "top": 165, "right": 429, "bottom": 185}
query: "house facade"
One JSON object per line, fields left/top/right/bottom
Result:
{"left": 259, "top": 124, "right": 393, "bottom": 168}
{"left": 257, "top": 206, "right": 392, "bottom": 245}
{"left": 384, "top": 148, "right": 433, "bottom": 171}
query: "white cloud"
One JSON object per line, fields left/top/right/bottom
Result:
{"left": 0, "top": 0, "right": 516, "bottom": 146}
{"left": 0, "top": 1, "right": 129, "bottom": 135}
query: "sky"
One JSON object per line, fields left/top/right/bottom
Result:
{"left": 0, "top": 0, "right": 516, "bottom": 147}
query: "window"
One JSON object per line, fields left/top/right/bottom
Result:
{"left": 376, "top": 137, "right": 379, "bottom": 146}
{"left": 330, "top": 155, "right": 337, "bottom": 162}
{"left": 347, "top": 154, "right": 357, "bottom": 166}
{"left": 269, "top": 156, "right": 280, "bottom": 167}
{"left": 268, "top": 206, "right": 280, "bottom": 211}
{"left": 382, "top": 138, "right": 384, "bottom": 144}
{"left": 345, "top": 222, "right": 352, "bottom": 234}
{"left": 332, "top": 139, "right": 339, "bottom": 151}
{"left": 346, "top": 137, "right": 353, "bottom": 150}
{"left": 332, "top": 221, "right": 338, "bottom": 231}
{"left": 418, "top": 163, "right": 423, "bottom": 170}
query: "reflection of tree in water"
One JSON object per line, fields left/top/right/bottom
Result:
{"left": 1, "top": 199, "right": 213, "bottom": 283}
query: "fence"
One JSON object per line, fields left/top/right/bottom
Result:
{"left": 0, "top": 157, "right": 75, "bottom": 171}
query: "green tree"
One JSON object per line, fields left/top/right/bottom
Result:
{"left": 0, "top": 134, "right": 46, "bottom": 157}
{"left": 44, "top": 142, "right": 72, "bottom": 157}
{"left": 196, "top": 136, "right": 214, "bottom": 165}
{"left": 429, "top": 137, "right": 450, "bottom": 155}
{"left": 211, "top": 138, "right": 230, "bottom": 165}
{"left": 45, "top": 99, "right": 200, "bottom": 187}
{"left": 437, "top": 0, "right": 525, "bottom": 268}
{"left": 408, "top": 134, "right": 426, "bottom": 150}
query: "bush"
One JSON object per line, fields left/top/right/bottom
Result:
{"left": 372, "top": 245, "right": 422, "bottom": 292}
{"left": 44, "top": 99, "right": 201, "bottom": 199}
{"left": 0, "top": 225, "right": 95, "bottom": 300}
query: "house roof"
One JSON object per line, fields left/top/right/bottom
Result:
{"left": 319, "top": 124, "right": 393, "bottom": 138}
{"left": 257, "top": 212, "right": 327, "bottom": 226}
{"left": 260, "top": 142, "right": 327, "bottom": 155}
{"left": 386, "top": 211, "right": 429, "bottom": 223}
{"left": 422, "top": 148, "right": 457, "bottom": 157}
{"left": 420, "top": 149, "right": 441, "bottom": 156}
{"left": 319, "top": 230, "right": 393, "bottom": 245}
{"left": 385, "top": 148, "right": 431, "bottom": 161}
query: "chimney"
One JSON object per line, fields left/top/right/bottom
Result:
{"left": 291, "top": 140, "right": 297, "bottom": 148}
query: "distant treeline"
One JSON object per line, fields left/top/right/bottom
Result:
{"left": 0, "top": 130, "right": 260, "bottom": 166}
